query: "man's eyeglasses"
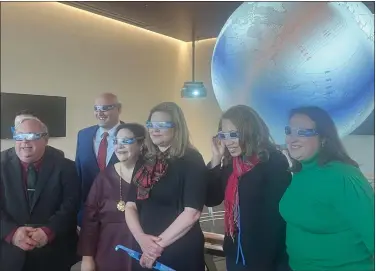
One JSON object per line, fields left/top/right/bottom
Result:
{"left": 217, "top": 131, "right": 240, "bottom": 140}
{"left": 94, "top": 104, "right": 119, "bottom": 112}
{"left": 285, "top": 126, "right": 319, "bottom": 137}
{"left": 145, "top": 121, "right": 175, "bottom": 129}
{"left": 13, "top": 132, "right": 48, "bottom": 141}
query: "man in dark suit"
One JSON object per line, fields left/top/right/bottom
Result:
{"left": 75, "top": 93, "right": 124, "bottom": 226}
{"left": 0, "top": 117, "right": 80, "bottom": 271}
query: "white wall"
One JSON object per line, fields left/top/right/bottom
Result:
{"left": 172, "top": 39, "right": 222, "bottom": 162}
{"left": 342, "top": 135, "right": 374, "bottom": 175}
{"left": 1, "top": 2, "right": 186, "bottom": 159}
{"left": 1, "top": 3, "right": 374, "bottom": 177}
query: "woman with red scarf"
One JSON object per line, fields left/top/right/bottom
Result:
{"left": 206, "top": 105, "right": 292, "bottom": 271}
{"left": 124, "top": 102, "right": 207, "bottom": 271}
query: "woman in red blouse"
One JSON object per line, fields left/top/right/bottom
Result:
{"left": 78, "top": 123, "right": 146, "bottom": 271}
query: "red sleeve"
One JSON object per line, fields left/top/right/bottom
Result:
{"left": 40, "top": 227, "right": 56, "bottom": 243}
{"left": 4, "top": 228, "right": 17, "bottom": 244}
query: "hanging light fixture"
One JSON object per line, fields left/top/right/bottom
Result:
{"left": 181, "top": 15, "right": 207, "bottom": 99}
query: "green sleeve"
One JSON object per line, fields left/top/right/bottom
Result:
{"left": 332, "top": 170, "right": 375, "bottom": 255}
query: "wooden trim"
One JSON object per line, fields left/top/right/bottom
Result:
{"left": 203, "top": 231, "right": 225, "bottom": 241}
{"left": 204, "top": 242, "right": 223, "bottom": 251}
{"left": 365, "top": 172, "right": 374, "bottom": 180}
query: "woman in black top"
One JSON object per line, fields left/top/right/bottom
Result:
{"left": 206, "top": 105, "right": 292, "bottom": 271}
{"left": 124, "top": 102, "right": 207, "bottom": 271}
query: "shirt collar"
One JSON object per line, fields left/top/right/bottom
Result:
{"left": 20, "top": 157, "right": 44, "bottom": 172}
{"left": 98, "top": 122, "right": 121, "bottom": 138}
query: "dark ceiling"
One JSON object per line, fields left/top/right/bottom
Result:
{"left": 65, "top": 1, "right": 375, "bottom": 42}
{"left": 65, "top": 1, "right": 242, "bottom": 41}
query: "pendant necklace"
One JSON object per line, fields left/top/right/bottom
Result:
{"left": 117, "top": 166, "right": 126, "bottom": 212}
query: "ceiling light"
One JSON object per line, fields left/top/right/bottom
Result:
{"left": 181, "top": 82, "right": 207, "bottom": 98}
{"left": 181, "top": 19, "right": 207, "bottom": 99}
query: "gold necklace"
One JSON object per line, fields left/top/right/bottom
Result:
{"left": 117, "top": 165, "right": 126, "bottom": 212}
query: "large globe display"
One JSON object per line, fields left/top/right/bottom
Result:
{"left": 211, "top": 2, "right": 374, "bottom": 144}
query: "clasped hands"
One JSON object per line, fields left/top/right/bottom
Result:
{"left": 12, "top": 226, "right": 48, "bottom": 251}
{"left": 138, "top": 233, "right": 165, "bottom": 269}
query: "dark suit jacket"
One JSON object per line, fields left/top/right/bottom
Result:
{"left": 47, "top": 145, "right": 65, "bottom": 157}
{"left": 206, "top": 149, "right": 292, "bottom": 271}
{"left": 0, "top": 147, "right": 80, "bottom": 271}
{"left": 75, "top": 123, "right": 124, "bottom": 226}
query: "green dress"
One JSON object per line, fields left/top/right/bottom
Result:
{"left": 279, "top": 154, "right": 375, "bottom": 271}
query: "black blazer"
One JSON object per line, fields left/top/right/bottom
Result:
{"left": 206, "top": 149, "right": 292, "bottom": 271}
{"left": 0, "top": 147, "right": 81, "bottom": 271}
{"left": 47, "top": 145, "right": 65, "bottom": 157}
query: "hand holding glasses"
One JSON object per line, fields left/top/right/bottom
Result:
{"left": 115, "top": 245, "right": 175, "bottom": 271}
{"left": 211, "top": 135, "right": 225, "bottom": 161}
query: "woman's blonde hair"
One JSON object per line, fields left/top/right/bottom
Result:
{"left": 144, "top": 102, "right": 191, "bottom": 158}
{"left": 219, "top": 105, "right": 276, "bottom": 165}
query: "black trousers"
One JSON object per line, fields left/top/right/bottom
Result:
{"left": 22, "top": 252, "right": 78, "bottom": 271}
{"left": 226, "top": 257, "right": 250, "bottom": 271}
{"left": 226, "top": 257, "right": 292, "bottom": 271}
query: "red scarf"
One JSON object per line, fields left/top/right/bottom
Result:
{"left": 224, "top": 155, "right": 260, "bottom": 238}
{"left": 133, "top": 151, "right": 169, "bottom": 200}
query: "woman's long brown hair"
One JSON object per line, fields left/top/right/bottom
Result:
{"left": 219, "top": 105, "right": 276, "bottom": 165}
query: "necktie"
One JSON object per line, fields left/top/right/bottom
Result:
{"left": 27, "top": 164, "right": 37, "bottom": 210}
{"left": 97, "top": 132, "right": 109, "bottom": 171}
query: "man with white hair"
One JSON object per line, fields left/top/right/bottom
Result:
{"left": 0, "top": 118, "right": 80, "bottom": 271}
{"left": 12, "top": 110, "right": 65, "bottom": 157}
{"left": 14, "top": 109, "right": 36, "bottom": 126}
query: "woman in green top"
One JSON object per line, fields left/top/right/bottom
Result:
{"left": 279, "top": 106, "right": 375, "bottom": 271}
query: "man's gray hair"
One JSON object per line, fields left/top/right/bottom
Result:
{"left": 15, "top": 116, "right": 49, "bottom": 134}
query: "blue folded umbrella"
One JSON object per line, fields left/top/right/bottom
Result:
{"left": 115, "top": 245, "right": 176, "bottom": 271}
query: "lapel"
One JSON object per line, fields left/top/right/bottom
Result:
{"left": 30, "top": 149, "right": 55, "bottom": 211}
{"left": 84, "top": 125, "right": 100, "bottom": 170}
{"left": 6, "top": 149, "right": 29, "bottom": 218}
